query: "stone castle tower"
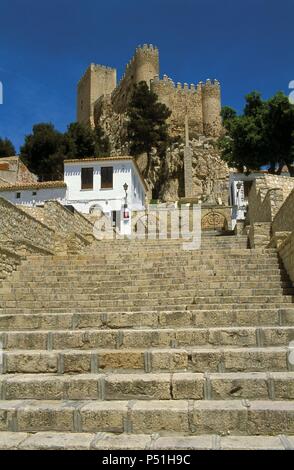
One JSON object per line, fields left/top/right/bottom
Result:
{"left": 77, "top": 44, "right": 222, "bottom": 138}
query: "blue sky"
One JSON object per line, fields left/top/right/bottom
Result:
{"left": 0, "top": 0, "right": 293, "bottom": 152}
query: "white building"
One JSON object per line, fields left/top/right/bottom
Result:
{"left": 230, "top": 169, "right": 291, "bottom": 227}
{"left": 64, "top": 157, "right": 146, "bottom": 214}
{"left": 0, "top": 181, "right": 67, "bottom": 206}
{"left": 229, "top": 173, "right": 259, "bottom": 225}
{"left": 0, "top": 156, "right": 147, "bottom": 234}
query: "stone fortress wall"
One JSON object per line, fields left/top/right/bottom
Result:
{"left": 77, "top": 44, "right": 222, "bottom": 138}
{"left": 111, "top": 45, "right": 159, "bottom": 114}
{"left": 77, "top": 64, "right": 117, "bottom": 126}
{"left": 245, "top": 174, "right": 294, "bottom": 286}
{"left": 150, "top": 75, "right": 221, "bottom": 137}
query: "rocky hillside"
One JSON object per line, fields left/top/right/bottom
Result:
{"left": 95, "top": 104, "right": 231, "bottom": 203}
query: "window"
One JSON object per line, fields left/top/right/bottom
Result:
{"left": 101, "top": 167, "right": 113, "bottom": 189}
{"left": 81, "top": 167, "right": 93, "bottom": 190}
{"left": 16, "top": 192, "right": 21, "bottom": 199}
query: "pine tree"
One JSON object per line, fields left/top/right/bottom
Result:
{"left": 219, "top": 91, "right": 294, "bottom": 175}
{"left": 127, "top": 81, "right": 171, "bottom": 158}
{"left": 0, "top": 138, "right": 16, "bottom": 157}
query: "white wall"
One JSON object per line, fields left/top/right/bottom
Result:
{"left": 229, "top": 173, "right": 260, "bottom": 206}
{"left": 131, "top": 166, "right": 145, "bottom": 209}
{"left": 229, "top": 173, "right": 262, "bottom": 226}
{"left": 0, "top": 187, "right": 66, "bottom": 207}
{"left": 0, "top": 160, "right": 146, "bottom": 218}
{"left": 64, "top": 160, "right": 145, "bottom": 213}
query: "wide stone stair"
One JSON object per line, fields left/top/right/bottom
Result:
{"left": 0, "top": 234, "right": 294, "bottom": 450}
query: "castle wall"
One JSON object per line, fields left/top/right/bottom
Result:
{"left": 150, "top": 77, "right": 221, "bottom": 138}
{"left": 78, "top": 45, "right": 222, "bottom": 138}
{"left": 150, "top": 76, "right": 204, "bottom": 137}
{"left": 77, "top": 64, "right": 117, "bottom": 126}
{"left": 202, "top": 80, "right": 222, "bottom": 137}
{"left": 111, "top": 44, "right": 159, "bottom": 113}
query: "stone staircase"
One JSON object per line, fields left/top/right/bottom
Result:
{"left": 0, "top": 233, "right": 294, "bottom": 450}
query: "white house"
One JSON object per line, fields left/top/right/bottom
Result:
{"left": 0, "top": 181, "right": 67, "bottom": 206}
{"left": 0, "top": 156, "right": 147, "bottom": 234}
{"left": 64, "top": 157, "right": 147, "bottom": 234}
{"left": 64, "top": 157, "right": 146, "bottom": 214}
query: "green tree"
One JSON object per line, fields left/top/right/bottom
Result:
{"left": 263, "top": 92, "right": 294, "bottom": 175}
{"left": 219, "top": 91, "right": 294, "bottom": 175}
{"left": 20, "top": 121, "right": 111, "bottom": 181}
{"left": 0, "top": 138, "right": 16, "bottom": 157}
{"left": 244, "top": 91, "right": 264, "bottom": 117}
{"left": 127, "top": 81, "right": 171, "bottom": 160}
{"left": 94, "top": 125, "right": 110, "bottom": 156}
{"left": 20, "top": 123, "right": 64, "bottom": 180}
{"left": 220, "top": 106, "right": 237, "bottom": 132}
{"left": 64, "top": 122, "right": 110, "bottom": 159}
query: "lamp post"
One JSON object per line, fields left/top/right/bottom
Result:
{"left": 236, "top": 181, "right": 242, "bottom": 208}
{"left": 123, "top": 183, "right": 128, "bottom": 206}
{"left": 122, "top": 183, "right": 130, "bottom": 230}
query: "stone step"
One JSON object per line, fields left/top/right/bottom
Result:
{"left": 0, "top": 399, "right": 293, "bottom": 434}
{"left": 11, "top": 266, "right": 286, "bottom": 278}
{"left": 34, "top": 256, "right": 278, "bottom": 266}
{"left": 2, "top": 302, "right": 293, "bottom": 314}
{"left": 3, "top": 279, "right": 290, "bottom": 292}
{"left": 1, "top": 372, "right": 293, "bottom": 401}
{"left": 13, "top": 253, "right": 281, "bottom": 265}
{"left": 88, "top": 245, "right": 251, "bottom": 250}
{"left": 3, "top": 288, "right": 294, "bottom": 303}
{"left": 2, "top": 275, "right": 289, "bottom": 293}
{"left": 1, "top": 294, "right": 293, "bottom": 309}
{"left": 1, "top": 308, "right": 293, "bottom": 331}
{"left": 17, "top": 244, "right": 264, "bottom": 253}
{"left": 16, "top": 259, "right": 282, "bottom": 272}
{"left": 22, "top": 252, "right": 278, "bottom": 264}
{"left": 0, "top": 431, "right": 292, "bottom": 450}
{"left": 1, "top": 326, "right": 294, "bottom": 351}
{"left": 2, "top": 346, "right": 292, "bottom": 374}
{"left": 10, "top": 265, "right": 286, "bottom": 278}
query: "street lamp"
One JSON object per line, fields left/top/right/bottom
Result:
{"left": 123, "top": 183, "right": 128, "bottom": 205}
{"left": 236, "top": 181, "right": 242, "bottom": 207}
{"left": 123, "top": 183, "right": 129, "bottom": 220}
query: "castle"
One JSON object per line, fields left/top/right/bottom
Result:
{"left": 77, "top": 44, "right": 222, "bottom": 139}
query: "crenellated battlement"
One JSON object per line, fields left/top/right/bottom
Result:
{"left": 77, "top": 63, "right": 117, "bottom": 125}
{"left": 110, "top": 45, "right": 159, "bottom": 113}
{"left": 77, "top": 45, "right": 222, "bottom": 137}
{"left": 78, "top": 63, "right": 116, "bottom": 86}
{"left": 151, "top": 74, "right": 220, "bottom": 93}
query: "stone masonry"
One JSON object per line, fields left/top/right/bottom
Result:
{"left": 77, "top": 45, "right": 227, "bottom": 204}
{"left": 0, "top": 198, "right": 294, "bottom": 449}
{"left": 245, "top": 174, "right": 294, "bottom": 290}
{"left": 77, "top": 44, "right": 222, "bottom": 139}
